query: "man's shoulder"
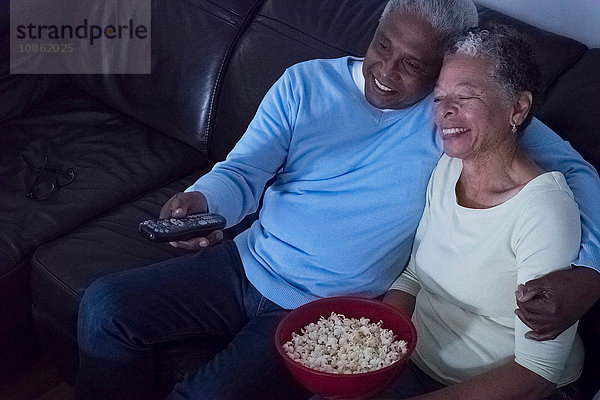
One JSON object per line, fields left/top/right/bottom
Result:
{"left": 286, "top": 56, "right": 349, "bottom": 76}
{"left": 520, "top": 117, "right": 563, "bottom": 149}
{"left": 292, "top": 55, "right": 348, "bottom": 67}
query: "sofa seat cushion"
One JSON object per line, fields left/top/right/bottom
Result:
{"left": 0, "top": 84, "right": 209, "bottom": 367}
{"left": 30, "top": 172, "right": 209, "bottom": 381}
{"left": 0, "top": 85, "right": 208, "bottom": 277}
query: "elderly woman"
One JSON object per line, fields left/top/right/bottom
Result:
{"left": 383, "top": 26, "right": 583, "bottom": 400}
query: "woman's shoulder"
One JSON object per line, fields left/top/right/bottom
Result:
{"left": 523, "top": 171, "right": 572, "bottom": 197}
{"left": 512, "top": 170, "right": 581, "bottom": 264}
{"left": 519, "top": 171, "right": 578, "bottom": 214}
{"left": 429, "top": 154, "right": 461, "bottom": 192}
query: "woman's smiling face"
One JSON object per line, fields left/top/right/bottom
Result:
{"left": 433, "top": 53, "right": 515, "bottom": 160}
{"left": 362, "top": 13, "right": 443, "bottom": 110}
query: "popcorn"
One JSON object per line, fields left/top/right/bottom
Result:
{"left": 282, "top": 312, "right": 408, "bottom": 374}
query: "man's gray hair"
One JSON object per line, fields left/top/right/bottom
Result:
{"left": 380, "top": 0, "right": 479, "bottom": 43}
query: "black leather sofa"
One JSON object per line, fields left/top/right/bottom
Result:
{"left": 1, "top": 0, "right": 599, "bottom": 397}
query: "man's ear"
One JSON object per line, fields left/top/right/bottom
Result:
{"left": 511, "top": 90, "right": 533, "bottom": 126}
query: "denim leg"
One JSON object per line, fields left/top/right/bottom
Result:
{"left": 168, "top": 288, "right": 311, "bottom": 400}
{"left": 76, "top": 241, "right": 251, "bottom": 400}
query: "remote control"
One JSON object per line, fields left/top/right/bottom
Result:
{"left": 139, "top": 213, "right": 227, "bottom": 242}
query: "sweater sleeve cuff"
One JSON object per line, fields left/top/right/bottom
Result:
{"left": 572, "top": 244, "right": 600, "bottom": 273}
{"left": 184, "top": 185, "right": 229, "bottom": 226}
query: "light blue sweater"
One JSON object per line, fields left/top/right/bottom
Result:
{"left": 188, "top": 56, "right": 600, "bottom": 309}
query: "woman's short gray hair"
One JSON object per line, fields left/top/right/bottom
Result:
{"left": 448, "top": 25, "right": 541, "bottom": 130}
{"left": 380, "top": 0, "right": 479, "bottom": 43}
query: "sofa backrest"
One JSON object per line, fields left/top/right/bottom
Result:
{"left": 0, "top": 22, "right": 67, "bottom": 124}
{"left": 477, "top": 8, "right": 588, "bottom": 99}
{"left": 69, "top": 0, "right": 265, "bottom": 154}
{"left": 477, "top": 8, "right": 599, "bottom": 172}
{"left": 208, "top": 0, "right": 388, "bottom": 162}
{"left": 537, "top": 49, "right": 600, "bottom": 171}
{"left": 476, "top": 7, "right": 600, "bottom": 172}
{"left": 209, "top": 1, "right": 600, "bottom": 171}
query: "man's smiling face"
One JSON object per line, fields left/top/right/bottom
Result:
{"left": 362, "top": 12, "right": 444, "bottom": 110}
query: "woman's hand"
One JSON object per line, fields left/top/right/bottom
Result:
{"left": 159, "top": 191, "right": 224, "bottom": 250}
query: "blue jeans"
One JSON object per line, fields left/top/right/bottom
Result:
{"left": 75, "top": 240, "right": 310, "bottom": 400}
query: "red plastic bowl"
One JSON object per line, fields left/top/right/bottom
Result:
{"left": 275, "top": 296, "right": 417, "bottom": 399}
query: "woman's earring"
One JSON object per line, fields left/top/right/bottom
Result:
{"left": 511, "top": 122, "right": 517, "bottom": 134}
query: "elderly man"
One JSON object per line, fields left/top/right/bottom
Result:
{"left": 75, "top": 0, "right": 600, "bottom": 399}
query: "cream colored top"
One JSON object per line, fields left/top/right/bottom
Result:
{"left": 391, "top": 154, "right": 584, "bottom": 386}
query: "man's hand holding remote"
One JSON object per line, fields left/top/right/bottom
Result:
{"left": 159, "top": 191, "right": 224, "bottom": 250}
